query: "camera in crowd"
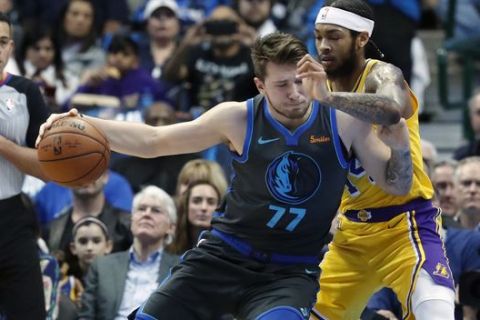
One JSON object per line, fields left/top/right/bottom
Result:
{"left": 204, "top": 19, "right": 238, "bottom": 36}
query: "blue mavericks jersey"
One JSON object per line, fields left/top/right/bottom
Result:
{"left": 211, "top": 95, "right": 349, "bottom": 256}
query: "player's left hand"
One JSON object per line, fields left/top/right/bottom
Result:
{"left": 377, "top": 118, "right": 410, "bottom": 151}
{"left": 297, "top": 54, "right": 330, "bottom": 102}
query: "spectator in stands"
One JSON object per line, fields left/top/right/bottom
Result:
{"left": 431, "top": 161, "right": 459, "bottom": 225}
{"left": 453, "top": 91, "right": 480, "bottom": 160}
{"left": 70, "top": 217, "right": 113, "bottom": 280}
{"left": 44, "top": 171, "right": 132, "bottom": 276}
{"left": 79, "top": 186, "right": 179, "bottom": 320}
{"left": 71, "top": 32, "right": 170, "bottom": 122}
{"left": 174, "top": 159, "right": 228, "bottom": 199}
{"left": 436, "top": 0, "right": 480, "bottom": 41}
{"left": 453, "top": 156, "right": 480, "bottom": 230}
{"left": 111, "top": 101, "right": 200, "bottom": 194}
{"left": 163, "top": 5, "right": 258, "bottom": 115}
{"left": 56, "top": 0, "right": 105, "bottom": 80}
{"left": 168, "top": 180, "right": 224, "bottom": 254}
{"left": 137, "top": 0, "right": 181, "bottom": 80}
{"left": 58, "top": 216, "right": 113, "bottom": 316}
{"left": 233, "top": 0, "right": 277, "bottom": 37}
{"left": 35, "top": 170, "right": 133, "bottom": 226}
{"left": 17, "top": 0, "right": 129, "bottom": 37}
{"left": 163, "top": 6, "right": 259, "bottom": 177}
{"left": 421, "top": 138, "right": 438, "bottom": 177}
{"left": 15, "top": 26, "right": 78, "bottom": 111}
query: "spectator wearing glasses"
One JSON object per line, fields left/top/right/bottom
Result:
{"left": 79, "top": 186, "right": 179, "bottom": 320}
{"left": 453, "top": 156, "right": 480, "bottom": 230}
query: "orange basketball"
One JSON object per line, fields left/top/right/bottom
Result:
{"left": 37, "top": 116, "right": 110, "bottom": 188}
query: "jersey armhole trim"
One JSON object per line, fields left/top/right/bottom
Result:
{"left": 329, "top": 108, "right": 348, "bottom": 169}
{"left": 232, "top": 98, "right": 254, "bottom": 163}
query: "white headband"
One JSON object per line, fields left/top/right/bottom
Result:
{"left": 315, "top": 6, "right": 374, "bottom": 37}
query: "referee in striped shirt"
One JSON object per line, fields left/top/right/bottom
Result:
{"left": 0, "top": 12, "right": 51, "bottom": 319}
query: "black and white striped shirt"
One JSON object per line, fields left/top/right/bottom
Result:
{"left": 0, "top": 73, "right": 49, "bottom": 200}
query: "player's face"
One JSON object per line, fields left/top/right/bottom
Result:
{"left": 314, "top": 24, "right": 358, "bottom": 78}
{"left": 432, "top": 165, "right": 457, "bottom": 216}
{"left": 188, "top": 184, "right": 219, "bottom": 229}
{"left": 456, "top": 162, "right": 480, "bottom": 211}
{"left": 0, "top": 22, "right": 13, "bottom": 73}
{"left": 26, "top": 37, "right": 55, "bottom": 71}
{"left": 132, "top": 195, "right": 175, "bottom": 243}
{"left": 71, "top": 224, "right": 111, "bottom": 268}
{"left": 254, "top": 62, "right": 310, "bottom": 122}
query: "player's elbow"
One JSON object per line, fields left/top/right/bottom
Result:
{"left": 383, "top": 108, "right": 401, "bottom": 125}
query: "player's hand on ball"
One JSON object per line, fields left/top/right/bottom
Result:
{"left": 36, "top": 108, "right": 80, "bottom": 148}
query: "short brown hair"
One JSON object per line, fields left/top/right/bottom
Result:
{"left": 251, "top": 32, "right": 307, "bottom": 80}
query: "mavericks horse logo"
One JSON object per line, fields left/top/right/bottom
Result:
{"left": 266, "top": 151, "right": 321, "bottom": 205}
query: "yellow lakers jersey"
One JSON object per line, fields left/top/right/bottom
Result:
{"left": 337, "top": 59, "right": 433, "bottom": 211}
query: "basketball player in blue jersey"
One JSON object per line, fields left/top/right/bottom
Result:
{"left": 305, "top": 0, "right": 456, "bottom": 319}
{"left": 38, "top": 32, "right": 412, "bottom": 320}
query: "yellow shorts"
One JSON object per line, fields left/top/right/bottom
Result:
{"left": 312, "top": 200, "right": 454, "bottom": 320}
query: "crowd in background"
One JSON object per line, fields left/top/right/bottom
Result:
{"left": 1, "top": 0, "right": 480, "bottom": 319}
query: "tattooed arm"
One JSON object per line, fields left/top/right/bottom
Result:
{"left": 322, "top": 63, "right": 413, "bottom": 125}
{"left": 339, "top": 112, "right": 413, "bottom": 196}
{"left": 297, "top": 55, "right": 413, "bottom": 125}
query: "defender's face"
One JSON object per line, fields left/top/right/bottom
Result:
{"left": 314, "top": 24, "right": 357, "bottom": 77}
{"left": 254, "top": 62, "right": 310, "bottom": 121}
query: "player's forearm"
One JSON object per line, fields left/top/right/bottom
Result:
{"left": 384, "top": 148, "right": 413, "bottom": 195}
{"left": 0, "top": 138, "right": 49, "bottom": 180}
{"left": 83, "top": 116, "right": 160, "bottom": 158}
{"left": 321, "top": 92, "right": 401, "bottom": 125}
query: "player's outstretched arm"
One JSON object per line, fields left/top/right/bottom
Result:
{"left": 297, "top": 55, "right": 409, "bottom": 125}
{"left": 343, "top": 117, "right": 413, "bottom": 196}
{"left": 36, "top": 102, "right": 246, "bottom": 159}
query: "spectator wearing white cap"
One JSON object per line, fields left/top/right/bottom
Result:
{"left": 136, "top": 0, "right": 181, "bottom": 80}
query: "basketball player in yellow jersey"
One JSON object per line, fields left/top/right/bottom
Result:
{"left": 299, "top": 1, "right": 455, "bottom": 319}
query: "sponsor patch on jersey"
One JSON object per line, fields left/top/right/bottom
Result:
{"left": 309, "top": 135, "right": 330, "bottom": 144}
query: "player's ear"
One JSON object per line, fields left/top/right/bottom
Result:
{"left": 254, "top": 77, "right": 266, "bottom": 95}
{"left": 357, "top": 32, "right": 369, "bottom": 49}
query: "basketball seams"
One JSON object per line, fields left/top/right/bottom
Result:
{"left": 57, "top": 157, "right": 106, "bottom": 184}
{"left": 38, "top": 151, "right": 105, "bottom": 162}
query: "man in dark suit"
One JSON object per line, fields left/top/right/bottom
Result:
{"left": 79, "top": 186, "right": 180, "bottom": 320}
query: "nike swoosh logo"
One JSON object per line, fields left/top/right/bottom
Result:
{"left": 258, "top": 137, "right": 280, "bottom": 145}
